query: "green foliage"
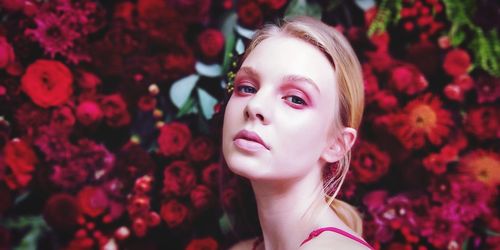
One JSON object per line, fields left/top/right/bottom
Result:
{"left": 367, "top": 0, "right": 403, "bottom": 36}
{"left": 2, "top": 216, "right": 49, "bottom": 250}
{"left": 442, "top": 0, "right": 500, "bottom": 76}
{"left": 284, "top": 0, "right": 322, "bottom": 19}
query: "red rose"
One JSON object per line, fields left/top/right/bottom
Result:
{"left": 443, "top": 49, "right": 471, "bottom": 77}
{"left": 77, "top": 186, "right": 109, "bottom": 218}
{"left": 138, "top": 95, "right": 157, "bottom": 111}
{"left": 190, "top": 184, "right": 214, "bottom": 211}
{"left": 160, "top": 199, "right": 190, "bottom": 228}
{"left": 4, "top": 139, "right": 38, "bottom": 190}
{"left": 389, "top": 64, "right": 428, "bottom": 95}
{"left": 169, "top": 0, "right": 211, "bottom": 24}
{"left": 197, "top": 29, "right": 225, "bottom": 59}
{"left": 157, "top": 122, "right": 192, "bottom": 157}
{"left": 202, "top": 163, "right": 220, "bottom": 188}
{"left": 43, "top": 193, "right": 81, "bottom": 231}
{"left": 76, "top": 101, "right": 103, "bottom": 126}
{"left": 162, "top": 161, "right": 197, "bottom": 197}
{"left": 237, "top": 1, "right": 263, "bottom": 29}
{"left": 100, "top": 93, "right": 131, "bottom": 127}
{"left": 0, "top": 36, "right": 15, "bottom": 69}
{"left": 258, "top": 0, "right": 287, "bottom": 10}
{"left": 351, "top": 141, "right": 390, "bottom": 183}
{"left": 186, "top": 137, "right": 215, "bottom": 162}
{"left": 50, "top": 105, "right": 76, "bottom": 132}
{"left": 21, "top": 59, "right": 73, "bottom": 108}
{"left": 465, "top": 106, "right": 499, "bottom": 140}
{"left": 185, "top": 237, "right": 219, "bottom": 250}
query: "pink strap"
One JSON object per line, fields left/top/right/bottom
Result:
{"left": 300, "top": 227, "right": 374, "bottom": 249}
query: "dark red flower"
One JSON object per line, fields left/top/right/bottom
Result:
{"left": 197, "top": 29, "right": 225, "bottom": 59}
{"left": 475, "top": 74, "right": 500, "bottom": 104}
{"left": 237, "top": 1, "right": 263, "bottom": 29}
{"left": 76, "top": 101, "right": 103, "bottom": 126}
{"left": 160, "top": 199, "right": 190, "bottom": 228}
{"left": 43, "top": 193, "right": 81, "bottom": 231}
{"left": 157, "top": 122, "right": 192, "bottom": 157}
{"left": 163, "top": 51, "right": 196, "bottom": 81}
{"left": 186, "top": 137, "right": 215, "bottom": 162}
{"left": 77, "top": 186, "right": 109, "bottom": 218}
{"left": 190, "top": 184, "right": 214, "bottom": 211}
{"left": 465, "top": 106, "right": 499, "bottom": 140}
{"left": 388, "top": 64, "right": 428, "bottom": 95}
{"left": 185, "top": 237, "right": 219, "bottom": 250}
{"left": 365, "top": 50, "right": 395, "bottom": 73}
{"left": 222, "top": 187, "right": 237, "bottom": 211}
{"left": 50, "top": 105, "right": 76, "bottom": 133}
{"left": 202, "top": 163, "right": 220, "bottom": 188}
{"left": 3, "top": 139, "right": 38, "bottom": 190}
{"left": 137, "top": 95, "right": 157, "bottom": 112}
{"left": 420, "top": 206, "right": 469, "bottom": 249}
{"left": 162, "top": 161, "right": 197, "bottom": 197}
{"left": 351, "top": 141, "right": 390, "bottom": 183}
{"left": 100, "top": 93, "right": 131, "bottom": 127}
{"left": 168, "top": 0, "right": 211, "bottom": 24}
{"left": 259, "top": 0, "right": 287, "bottom": 10}
{"left": 443, "top": 49, "right": 471, "bottom": 77}
{"left": 21, "top": 59, "right": 73, "bottom": 108}
{"left": 0, "top": 36, "right": 15, "bottom": 69}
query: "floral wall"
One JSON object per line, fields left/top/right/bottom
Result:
{"left": 0, "top": 0, "right": 499, "bottom": 249}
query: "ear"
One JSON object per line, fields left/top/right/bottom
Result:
{"left": 320, "top": 127, "right": 357, "bottom": 163}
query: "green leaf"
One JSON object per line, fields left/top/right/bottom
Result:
{"left": 221, "top": 13, "right": 237, "bottom": 74}
{"left": 195, "top": 61, "right": 222, "bottom": 77}
{"left": 175, "top": 97, "right": 197, "bottom": 118}
{"left": 218, "top": 212, "right": 234, "bottom": 235}
{"left": 284, "top": 0, "right": 322, "bottom": 19}
{"left": 169, "top": 74, "right": 200, "bottom": 109}
{"left": 196, "top": 87, "right": 218, "bottom": 119}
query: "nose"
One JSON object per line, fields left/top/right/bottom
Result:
{"left": 244, "top": 90, "right": 270, "bottom": 124}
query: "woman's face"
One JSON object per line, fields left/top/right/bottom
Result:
{"left": 222, "top": 35, "right": 339, "bottom": 181}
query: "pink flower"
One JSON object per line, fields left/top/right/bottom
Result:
{"left": 443, "top": 49, "right": 471, "bottom": 77}
{"left": 475, "top": 74, "right": 500, "bottom": 104}
{"left": 420, "top": 206, "right": 470, "bottom": 249}
{"left": 388, "top": 64, "right": 428, "bottom": 95}
{"left": 76, "top": 101, "right": 103, "bottom": 126}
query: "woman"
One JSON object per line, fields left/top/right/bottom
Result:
{"left": 221, "top": 16, "right": 374, "bottom": 250}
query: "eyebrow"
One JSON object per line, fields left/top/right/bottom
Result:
{"left": 236, "top": 66, "right": 321, "bottom": 94}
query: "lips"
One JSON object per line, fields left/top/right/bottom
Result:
{"left": 234, "top": 129, "right": 270, "bottom": 150}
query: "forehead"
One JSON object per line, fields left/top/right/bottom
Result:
{"left": 240, "top": 35, "right": 336, "bottom": 95}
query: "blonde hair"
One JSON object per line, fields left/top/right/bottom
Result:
{"left": 238, "top": 16, "right": 365, "bottom": 234}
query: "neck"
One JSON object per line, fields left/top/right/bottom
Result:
{"left": 250, "top": 166, "right": 346, "bottom": 250}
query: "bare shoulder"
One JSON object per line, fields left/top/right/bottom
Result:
{"left": 298, "top": 232, "right": 372, "bottom": 250}
{"left": 227, "top": 237, "right": 259, "bottom": 250}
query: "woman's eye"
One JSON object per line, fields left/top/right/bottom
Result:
{"left": 236, "top": 85, "right": 257, "bottom": 94}
{"left": 284, "top": 96, "right": 307, "bottom": 106}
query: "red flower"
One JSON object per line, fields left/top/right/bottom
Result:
{"left": 3, "top": 139, "right": 38, "bottom": 190}
{"left": 222, "top": 187, "right": 237, "bottom": 211}
{"left": 365, "top": 50, "right": 395, "bottom": 73}
{"left": 162, "top": 161, "right": 197, "bottom": 197}
{"left": 202, "top": 163, "right": 220, "bottom": 188}
{"left": 185, "top": 237, "right": 219, "bottom": 250}
{"left": 388, "top": 64, "right": 428, "bottom": 95}
{"left": 186, "top": 137, "right": 215, "bottom": 162}
{"left": 100, "top": 93, "right": 131, "bottom": 127}
{"left": 157, "top": 122, "right": 192, "bottom": 157}
{"left": 169, "top": 0, "right": 212, "bottom": 24}
{"left": 465, "top": 106, "right": 499, "bottom": 140}
{"left": 0, "top": 36, "right": 15, "bottom": 69}
{"left": 21, "top": 59, "right": 73, "bottom": 108}
{"left": 443, "top": 49, "right": 471, "bottom": 77}
{"left": 459, "top": 149, "right": 500, "bottom": 188}
{"left": 351, "top": 141, "right": 390, "bottom": 183}
{"left": 76, "top": 101, "right": 103, "bottom": 126}
{"left": 77, "top": 186, "right": 109, "bottom": 218}
{"left": 237, "top": 1, "right": 263, "bottom": 29}
{"left": 163, "top": 52, "right": 196, "bottom": 81}
{"left": 43, "top": 193, "right": 81, "bottom": 231}
{"left": 386, "top": 93, "right": 453, "bottom": 149}
{"left": 475, "top": 74, "right": 500, "bottom": 104}
{"left": 160, "top": 199, "right": 190, "bottom": 228}
{"left": 50, "top": 105, "right": 76, "bottom": 132}
{"left": 138, "top": 95, "right": 157, "bottom": 111}
{"left": 369, "top": 32, "right": 390, "bottom": 52}
{"left": 197, "top": 29, "right": 225, "bottom": 59}
{"left": 259, "top": 0, "right": 287, "bottom": 10}
{"left": 190, "top": 184, "right": 214, "bottom": 211}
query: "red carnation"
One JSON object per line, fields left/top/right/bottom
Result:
{"left": 351, "top": 141, "right": 390, "bottom": 183}
{"left": 197, "top": 29, "right": 225, "bottom": 59}
{"left": 190, "top": 184, "right": 214, "bottom": 211}
{"left": 157, "top": 122, "right": 192, "bottom": 157}
{"left": 237, "top": 1, "right": 263, "bottom": 29}
{"left": 4, "top": 139, "right": 38, "bottom": 190}
{"left": 186, "top": 137, "right": 215, "bottom": 162}
{"left": 185, "top": 237, "right": 219, "bottom": 250}
{"left": 162, "top": 161, "right": 197, "bottom": 197}
{"left": 43, "top": 193, "right": 81, "bottom": 231}
{"left": 160, "top": 199, "right": 190, "bottom": 228}
{"left": 389, "top": 64, "right": 428, "bottom": 95}
{"left": 77, "top": 186, "right": 109, "bottom": 218}
{"left": 443, "top": 49, "right": 471, "bottom": 77}
{"left": 21, "top": 59, "right": 73, "bottom": 108}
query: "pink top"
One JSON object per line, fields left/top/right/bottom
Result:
{"left": 252, "top": 227, "right": 375, "bottom": 250}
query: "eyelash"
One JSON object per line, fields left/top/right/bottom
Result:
{"left": 235, "top": 84, "right": 308, "bottom": 107}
